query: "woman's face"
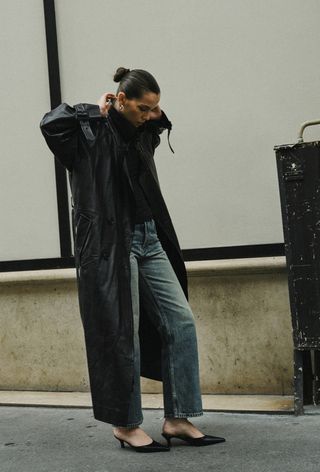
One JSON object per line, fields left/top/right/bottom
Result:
{"left": 118, "top": 91, "right": 160, "bottom": 127}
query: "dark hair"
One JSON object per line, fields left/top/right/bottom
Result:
{"left": 112, "top": 67, "right": 160, "bottom": 100}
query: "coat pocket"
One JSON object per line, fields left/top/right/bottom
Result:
{"left": 74, "top": 211, "right": 99, "bottom": 268}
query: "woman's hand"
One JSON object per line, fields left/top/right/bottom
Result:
{"left": 97, "top": 92, "right": 116, "bottom": 116}
{"left": 149, "top": 104, "right": 162, "bottom": 120}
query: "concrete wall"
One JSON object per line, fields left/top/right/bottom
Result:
{"left": 0, "top": 257, "right": 293, "bottom": 395}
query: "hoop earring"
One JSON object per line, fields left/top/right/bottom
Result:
{"left": 119, "top": 104, "right": 124, "bottom": 111}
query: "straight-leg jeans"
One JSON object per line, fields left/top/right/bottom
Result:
{"left": 112, "top": 218, "right": 203, "bottom": 428}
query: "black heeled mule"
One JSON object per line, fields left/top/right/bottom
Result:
{"left": 114, "top": 435, "right": 170, "bottom": 452}
{"left": 161, "top": 432, "right": 226, "bottom": 447}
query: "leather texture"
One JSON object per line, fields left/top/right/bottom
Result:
{"left": 39, "top": 102, "right": 188, "bottom": 425}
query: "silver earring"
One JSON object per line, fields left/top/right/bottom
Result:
{"left": 119, "top": 104, "right": 124, "bottom": 111}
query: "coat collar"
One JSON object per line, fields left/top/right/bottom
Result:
{"left": 108, "top": 105, "right": 142, "bottom": 143}
{"left": 108, "top": 103, "right": 175, "bottom": 153}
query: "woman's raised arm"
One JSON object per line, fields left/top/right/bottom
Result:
{"left": 40, "top": 102, "right": 103, "bottom": 171}
{"left": 40, "top": 102, "right": 80, "bottom": 172}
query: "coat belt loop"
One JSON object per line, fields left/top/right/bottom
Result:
{"left": 75, "top": 103, "right": 95, "bottom": 141}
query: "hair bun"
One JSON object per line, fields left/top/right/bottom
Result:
{"left": 113, "top": 67, "right": 131, "bottom": 82}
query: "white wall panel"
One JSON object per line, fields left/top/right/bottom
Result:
{"left": 55, "top": 0, "right": 320, "bottom": 249}
{"left": 0, "top": 0, "right": 60, "bottom": 261}
{"left": 3, "top": 0, "right": 320, "bottom": 261}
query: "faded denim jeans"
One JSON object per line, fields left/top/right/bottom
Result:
{"left": 112, "top": 218, "right": 203, "bottom": 428}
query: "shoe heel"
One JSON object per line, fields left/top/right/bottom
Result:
{"left": 161, "top": 433, "right": 172, "bottom": 447}
{"left": 114, "top": 435, "right": 125, "bottom": 448}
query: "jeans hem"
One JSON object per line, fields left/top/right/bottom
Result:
{"left": 111, "top": 420, "right": 143, "bottom": 429}
{"left": 164, "top": 411, "right": 204, "bottom": 418}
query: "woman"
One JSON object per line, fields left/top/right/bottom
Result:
{"left": 40, "top": 67, "right": 226, "bottom": 453}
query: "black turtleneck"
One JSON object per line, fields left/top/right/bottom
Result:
{"left": 108, "top": 105, "right": 153, "bottom": 223}
{"left": 108, "top": 104, "right": 141, "bottom": 142}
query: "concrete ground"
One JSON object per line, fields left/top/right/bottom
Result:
{"left": 1, "top": 405, "right": 319, "bottom": 472}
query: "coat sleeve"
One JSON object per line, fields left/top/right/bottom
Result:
{"left": 146, "top": 110, "right": 174, "bottom": 152}
{"left": 39, "top": 102, "right": 102, "bottom": 171}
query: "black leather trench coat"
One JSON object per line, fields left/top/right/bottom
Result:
{"left": 39, "top": 102, "right": 189, "bottom": 424}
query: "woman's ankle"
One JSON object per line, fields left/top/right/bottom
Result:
{"left": 164, "top": 418, "right": 189, "bottom": 425}
{"left": 113, "top": 426, "right": 140, "bottom": 433}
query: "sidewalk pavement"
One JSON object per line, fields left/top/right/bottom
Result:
{"left": 1, "top": 405, "right": 319, "bottom": 472}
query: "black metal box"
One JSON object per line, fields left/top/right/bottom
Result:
{"left": 275, "top": 141, "right": 320, "bottom": 349}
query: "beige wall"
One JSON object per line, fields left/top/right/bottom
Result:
{"left": 0, "top": 257, "right": 294, "bottom": 395}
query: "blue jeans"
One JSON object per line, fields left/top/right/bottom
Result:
{"left": 112, "top": 218, "right": 203, "bottom": 428}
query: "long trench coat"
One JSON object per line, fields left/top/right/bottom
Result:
{"left": 40, "top": 102, "right": 189, "bottom": 424}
